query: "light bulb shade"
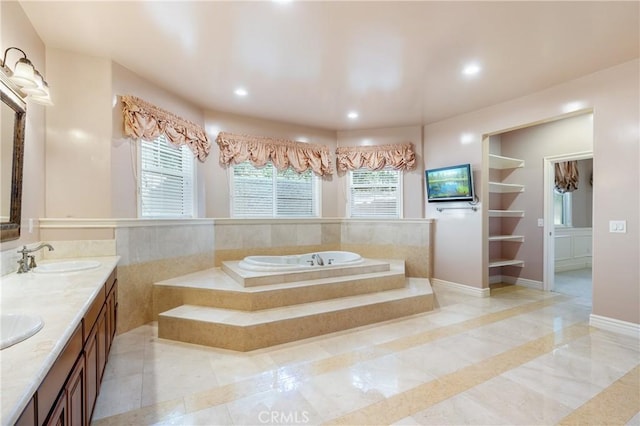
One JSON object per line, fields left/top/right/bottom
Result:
{"left": 29, "top": 81, "right": 53, "bottom": 106}
{"left": 9, "top": 58, "right": 37, "bottom": 88}
{"left": 22, "top": 70, "right": 47, "bottom": 96}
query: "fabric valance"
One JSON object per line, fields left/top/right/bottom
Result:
{"left": 555, "top": 161, "right": 579, "bottom": 193}
{"left": 216, "top": 132, "right": 333, "bottom": 176}
{"left": 121, "top": 95, "right": 211, "bottom": 162}
{"left": 335, "top": 142, "right": 416, "bottom": 172}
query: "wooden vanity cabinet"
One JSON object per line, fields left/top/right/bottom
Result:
{"left": 16, "top": 269, "right": 117, "bottom": 426}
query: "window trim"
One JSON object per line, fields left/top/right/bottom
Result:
{"left": 137, "top": 136, "right": 196, "bottom": 219}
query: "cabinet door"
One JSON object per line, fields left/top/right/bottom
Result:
{"left": 84, "top": 325, "right": 98, "bottom": 424}
{"left": 105, "top": 283, "right": 117, "bottom": 355}
{"left": 67, "top": 354, "right": 85, "bottom": 426}
{"left": 44, "top": 390, "right": 67, "bottom": 426}
{"left": 96, "top": 305, "right": 108, "bottom": 383}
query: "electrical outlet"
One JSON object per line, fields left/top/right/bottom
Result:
{"left": 609, "top": 220, "right": 626, "bottom": 233}
{"left": 537, "top": 218, "right": 544, "bottom": 227}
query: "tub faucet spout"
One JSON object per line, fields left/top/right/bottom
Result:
{"left": 311, "top": 253, "right": 324, "bottom": 266}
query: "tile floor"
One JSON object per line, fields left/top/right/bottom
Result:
{"left": 554, "top": 268, "right": 593, "bottom": 306}
{"left": 91, "top": 283, "right": 639, "bottom": 425}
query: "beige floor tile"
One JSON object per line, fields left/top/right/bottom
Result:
{"left": 93, "top": 284, "right": 639, "bottom": 426}
{"left": 464, "top": 375, "right": 573, "bottom": 425}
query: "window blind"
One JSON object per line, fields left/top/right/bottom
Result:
{"left": 231, "top": 162, "right": 319, "bottom": 218}
{"left": 139, "top": 135, "right": 194, "bottom": 218}
{"left": 348, "top": 168, "right": 402, "bottom": 218}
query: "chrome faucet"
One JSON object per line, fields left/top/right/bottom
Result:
{"left": 311, "top": 253, "right": 324, "bottom": 266}
{"left": 17, "top": 243, "right": 54, "bottom": 273}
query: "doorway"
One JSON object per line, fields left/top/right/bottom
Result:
{"left": 543, "top": 152, "right": 593, "bottom": 305}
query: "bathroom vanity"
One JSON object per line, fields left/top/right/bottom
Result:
{"left": 0, "top": 256, "right": 119, "bottom": 425}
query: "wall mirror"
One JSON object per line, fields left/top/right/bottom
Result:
{"left": 1, "top": 76, "right": 26, "bottom": 242}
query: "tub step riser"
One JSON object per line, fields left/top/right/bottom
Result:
{"left": 154, "top": 271, "right": 406, "bottom": 314}
{"left": 158, "top": 294, "right": 433, "bottom": 351}
{"left": 222, "top": 260, "right": 391, "bottom": 287}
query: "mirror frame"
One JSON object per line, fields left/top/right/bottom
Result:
{"left": 1, "top": 75, "right": 26, "bottom": 242}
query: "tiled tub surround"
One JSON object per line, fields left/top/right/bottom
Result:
{"left": 341, "top": 220, "right": 433, "bottom": 278}
{"left": 154, "top": 260, "right": 433, "bottom": 351}
{"left": 115, "top": 222, "right": 216, "bottom": 333}
{"left": 212, "top": 219, "right": 342, "bottom": 267}
{"left": 30, "top": 219, "right": 433, "bottom": 334}
{"left": 0, "top": 256, "right": 120, "bottom": 424}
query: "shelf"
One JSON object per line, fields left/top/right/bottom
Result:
{"left": 489, "top": 259, "right": 525, "bottom": 268}
{"left": 488, "top": 235, "right": 524, "bottom": 242}
{"left": 488, "top": 209, "right": 525, "bottom": 217}
{"left": 489, "top": 182, "right": 525, "bottom": 193}
{"left": 489, "top": 154, "right": 524, "bottom": 170}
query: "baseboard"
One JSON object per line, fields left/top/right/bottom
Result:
{"left": 502, "top": 276, "right": 544, "bottom": 290}
{"left": 589, "top": 314, "right": 640, "bottom": 338}
{"left": 431, "top": 278, "right": 490, "bottom": 298}
{"left": 555, "top": 261, "right": 592, "bottom": 273}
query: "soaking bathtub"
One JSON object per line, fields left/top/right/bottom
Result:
{"left": 237, "top": 251, "right": 363, "bottom": 272}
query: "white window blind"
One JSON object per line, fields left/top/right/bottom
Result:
{"left": 139, "top": 135, "right": 194, "bottom": 218}
{"left": 231, "top": 162, "right": 319, "bottom": 218}
{"left": 348, "top": 168, "right": 402, "bottom": 218}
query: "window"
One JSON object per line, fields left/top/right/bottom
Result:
{"left": 138, "top": 135, "right": 194, "bottom": 218}
{"left": 231, "top": 162, "right": 320, "bottom": 218}
{"left": 554, "top": 190, "right": 572, "bottom": 226}
{"left": 348, "top": 168, "right": 402, "bottom": 218}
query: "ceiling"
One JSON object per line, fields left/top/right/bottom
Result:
{"left": 20, "top": 1, "right": 640, "bottom": 131}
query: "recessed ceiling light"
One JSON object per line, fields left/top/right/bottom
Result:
{"left": 347, "top": 111, "right": 359, "bottom": 120}
{"left": 234, "top": 88, "right": 248, "bottom": 97}
{"left": 462, "top": 63, "right": 481, "bottom": 76}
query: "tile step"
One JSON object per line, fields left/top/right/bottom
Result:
{"left": 221, "top": 258, "right": 392, "bottom": 287}
{"left": 158, "top": 278, "right": 433, "bottom": 351}
{"left": 154, "top": 268, "right": 406, "bottom": 312}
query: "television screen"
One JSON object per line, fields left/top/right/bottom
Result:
{"left": 425, "top": 163, "right": 474, "bottom": 202}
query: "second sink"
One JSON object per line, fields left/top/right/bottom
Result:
{"left": 33, "top": 260, "right": 101, "bottom": 274}
{"left": 0, "top": 313, "right": 44, "bottom": 350}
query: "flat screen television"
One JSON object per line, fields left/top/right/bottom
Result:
{"left": 425, "top": 163, "right": 474, "bottom": 202}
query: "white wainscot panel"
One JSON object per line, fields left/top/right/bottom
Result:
{"left": 554, "top": 227, "right": 592, "bottom": 272}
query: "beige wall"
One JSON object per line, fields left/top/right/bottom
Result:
{"left": 0, "top": 1, "right": 46, "bottom": 251}
{"left": 204, "top": 110, "right": 339, "bottom": 217}
{"left": 111, "top": 62, "right": 207, "bottom": 218}
{"left": 498, "top": 113, "right": 593, "bottom": 282}
{"left": 45, "top": 48, "right": 112, "bottom": 218}
{"left": 425, "top": 60, "right": 639, "bottom": 325}
{"left": 336, "top": 126, "right": 424, "bottom": 218}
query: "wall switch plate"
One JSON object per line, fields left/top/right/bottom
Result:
{"left": 537, "top": 218, "right": 544, "bottom": 227}
{"left": 609, "top": 220, "right": 627, "bottom": 233}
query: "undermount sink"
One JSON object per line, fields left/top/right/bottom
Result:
{"left": 33, "top": 260, "right": 101, "bottom": 274}
{"left": 0, "top": 313, "right": 44, "bottom": 350}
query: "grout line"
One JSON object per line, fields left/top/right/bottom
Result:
{"left": 93, "top": 289, "right": 570, "bottom": 424}
{"left": 556, "top": 365, "right": 640, "bottom": 426}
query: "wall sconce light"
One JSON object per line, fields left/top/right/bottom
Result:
{"left": 1, "top": 47, "right": 53, "bottom": 106}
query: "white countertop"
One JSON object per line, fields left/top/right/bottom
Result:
{"left": 0, "top": 256, "right": 120, "bottom": 425}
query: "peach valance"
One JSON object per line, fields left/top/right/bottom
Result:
{"left": 216, "top": 132, "right": 333, "bottom": 176}
{"left": 121, "top": 95, "right": 211, "bottom": 162}
{"left": 336, "top": 142, "right": 416, "bottom": 172}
